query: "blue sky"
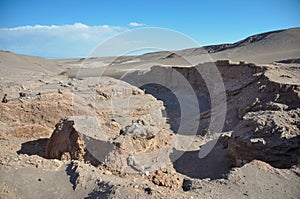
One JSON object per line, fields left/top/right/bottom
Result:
{"left": 0, "top": 0, "right": 299, "bottom": 58}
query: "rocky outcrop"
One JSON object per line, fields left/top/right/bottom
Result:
{"left": 226, "top": 64, "right": 300, "bottom": 168}
{"left": 158, "top": 60, "right": 299, "bottom": 169}
{"left": 0, "top": 92, "right": 74, "bottom": 139}
{"left": 228, "top": 109, "right": 300, "bottom": 168}
{"left": 122, "top": 61, "right": 300, "bottom": 169}
{"left": 44, "top": 77, "right": 178, "bottom": 184}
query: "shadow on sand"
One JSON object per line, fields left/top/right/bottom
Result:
{"left": 17, "top": 138, "right": 49, "bottom": 158}
{"left": 171, "top": 141, "right": 233, "bottom": 180}
{"left": 140, "top": 84, "right": 181, "bottom": 133}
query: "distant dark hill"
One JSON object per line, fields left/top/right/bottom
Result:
{"left": 203, "top": 29, "right": 285, "bottom": 53}
{"left": 137, "top": 27, "right": 300, "bottom": 64}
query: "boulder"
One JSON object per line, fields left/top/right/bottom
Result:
{"left": 45, "top": 116, "right": 116, "bottom": 166}
{"left": 122, "top": 119, "right": 158, "bottom": 139}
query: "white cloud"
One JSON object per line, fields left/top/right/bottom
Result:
{"left": 0, "top": 23, "right": 127, "bottom": 58}
{"left": 128, "top": 22, "right": 146, "bottom": 27}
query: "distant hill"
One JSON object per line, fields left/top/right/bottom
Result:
{"left": 0, "top": 50, "right": 63, "bottom": 77}
{"left": 138, "top": 27, "right": 300, "bottom": 64}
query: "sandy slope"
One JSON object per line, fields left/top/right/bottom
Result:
{"left": 155, "top": 27, "right": 300, "bottom": 64}
{"left": 0, "top": 50, "right": 64, "bottom": 77}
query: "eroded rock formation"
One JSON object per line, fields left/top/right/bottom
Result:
{"left": 122, "top": 61, "right": 300, "bottom": 169}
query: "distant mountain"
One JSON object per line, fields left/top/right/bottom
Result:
{"left": 138, "top": 27, "right": 300, "bottom": 64}
{"left": 203, "top": 29, "right": 285, "bottom": 53}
